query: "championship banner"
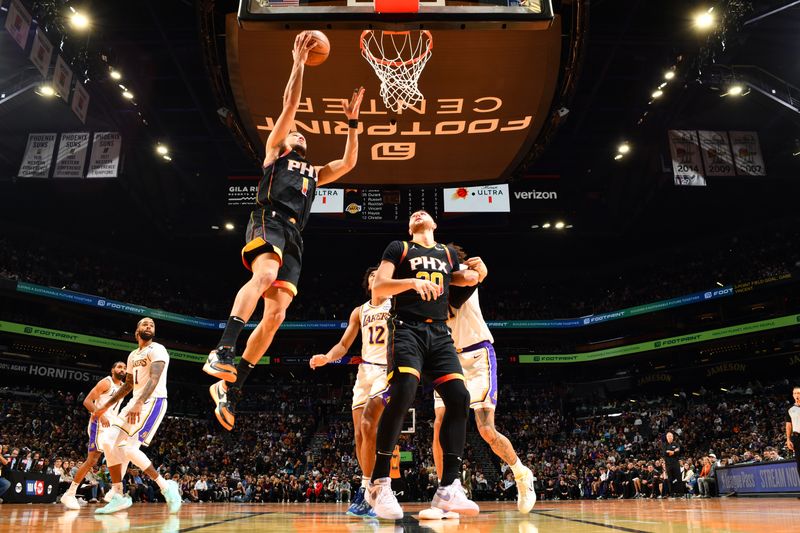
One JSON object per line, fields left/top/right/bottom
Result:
{"left": 71, "top": 79, "right": 90, "bottom": 124}
{"left": 668, "top": 130, "right": 706, "bottom": 186}
{"left": 443, "top": 184, "right": 511, "bottom": 213}
{"left": 4, "top": 0, "right": 32, "bottom": 50}
{"left": 53, "top": 55, "right": 73, "bottom": 103}
{"left": 311, "top": 188, "right": 344, "bottom": 213}
{"left": 53, "top": 132, "right": 90, "bottom": 178}
{"left": 729, "top": 131, "right": 766, "bottom": 176}
{"left": 87, "top": 132, "right": 122, "bottom": 178}
{"left": 18, "top": 133, "right": 56, "bottom": 178}
{"left": 29, "top": 28, "right": 54, "bottom": 78}
{"left": 698, "top": 131, "right": 734, "bottom": 177}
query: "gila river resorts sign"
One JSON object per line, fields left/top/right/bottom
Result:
{"left": 225, "top": 15, "right": 562, "bottom": 184}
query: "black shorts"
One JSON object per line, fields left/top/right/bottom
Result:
{"left": 386, "top": 316, "right": 464, "bottom": 387}
{"left": 241, "top": 208, "right": 303, "bottom": 296}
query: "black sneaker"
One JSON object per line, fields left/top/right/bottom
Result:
{"left": 209, "top": 380, "right": 240, "bottom": 431}
{"left": 203, "top": 346, "right": 237, "bottom": 383}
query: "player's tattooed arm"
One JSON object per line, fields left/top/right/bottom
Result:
{"left": 135, "top": 361, "right": 165, "bottom": 405}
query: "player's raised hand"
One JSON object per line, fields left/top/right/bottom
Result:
{"left": 412, "top": 278, "right": 441, "bottom": 301}
{"left": 343, "top": 87, "right": 365, "bottom": 120}
{"left": 465, "top": 257, "right": 488, "bottom": 282}
{"left": 292, "top": 31, "right": 318, "bottom": 65}
{"left": 309, "top": 354, "right": 329, "bottom": 369}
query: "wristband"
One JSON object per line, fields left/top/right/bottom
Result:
{"left": 348, "top": 119, "right": 359, "bottom": 129}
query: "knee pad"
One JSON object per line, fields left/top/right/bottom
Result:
{"left": 385, "top": 372, "right": 418, "bottom": 407}
{"left": 437, "top": 380, "right": 470, "bottom": 415}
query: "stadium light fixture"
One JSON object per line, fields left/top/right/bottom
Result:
{"left": 724, "top": 84, "right": 748, "bottom": 97}
{"left": 110, "top": 70, "right": 122, "bottom": 80}
{"left": 651, "top": 90, "right": 664, "bottom": 99}
{"left": 664, "top": 70, "right": 676, "bottom": 80}
{"left": 211, "top": 225, "right": 220, "bottom": 230}
{"left": 555, "top": 221, "right": 565, "bottom": 230}
{"left": 36, "top": 84, "right": 56, "bottom": 97}
{"left": 673, "top": 394, "right": 680, "bottom": 398}
{"left": 542, "top": 222, "right": 551, "bottom": 229}
{"left": 692, "top": 392, "right": 701, "bottom": 397}
{"left": 69, "top": 10, "right": 90, "bottom": 31}
{"left": 565, "top": 224, "right": 573, "bottom": 229}
{"left": 225, "top": 222, "right": 235, "bottom": 231}
{"left": 716, "top": 281, "right": 724, "bottom": 287}
{"left": 162, "top": 155, "right": 172, "bottom": 161}
{"left": 122, "top": 90, "right": 134, "bottom": 100}
{"left": 156, "top": 144, "right": 169, "bottom": 155}
{"left": 720, "top": 388, "right": 729, "bottom": 392}
{"left": 694, "top": 8, "right": 715, "bottom": 31}
{"left": 614, "top": 154, "right": 624, "bottom": 161}
{"left": 617, "top": 143, "right": 631, "bottom": 154}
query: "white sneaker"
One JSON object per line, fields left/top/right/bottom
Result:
{"left": 104, "top": 488, "right": 117, "bottom": 503}
{"left": 419, "top": 506, "right": 459, "bottom": 520}
{"left": 515, "top": 466, "right": 537, "bottom": 513}
{"left": 77, "top": 497, "right": 88, "bottom": 506}
{"left": 365, "top": 478, "right": 403, "bottom": 520}
{"left": 61, "top": 493, "right": 80, "bottom": 510}
{"left": 430, "top": 479, "right": 479, "bottom": 516}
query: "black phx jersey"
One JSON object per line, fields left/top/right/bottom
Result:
{"left": 257, "top": 149, "right": 318, "bottom": 230}
{"left": 382, "top": 240, "right": 459, "bottom": 321}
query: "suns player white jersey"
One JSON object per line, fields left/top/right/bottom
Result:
{"left": 360, "top": 298, "right": 391, "bottom": 364}
{"left": 95, "top": 376, "right": 124, "bottom": 418}
{"left": 127, "top": 342, "right": 170, "bottom": 400}
{"left": 447, "top": 286, "right": 493, "bottom": 350}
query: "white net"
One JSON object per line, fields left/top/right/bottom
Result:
{"left": 360, "top": 30, "right": 433, "bottom": 112}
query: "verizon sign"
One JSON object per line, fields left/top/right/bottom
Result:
{"left": 443, "top": 185, "right": 510, "bottom": 213}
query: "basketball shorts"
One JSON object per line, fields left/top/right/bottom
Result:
{"left": 352, "top": 363, "right": 390, "bottom": 410}
{"left": 386, "top": 317, "right": 464, "bottom": 387}
{"left": 87, "top": 414, "right": 121, "bottom": 453}
{"left": 113, "top": 397, "right": 168, "bottom": 447}
{"left": 434, "top": 341, "right": 497, "bottom": 410}
{"left": 241, "top": 208, "right": 303, "bottom": 296}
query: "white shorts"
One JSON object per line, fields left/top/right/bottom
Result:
{"left": 352, "top": 363, "right": 389, "bottom": 410}
{"left": 113, "top": 397, "right": 168, "bottom": 447}
{"left": 88, "top": 414, "right": 122, "bottom": 453}
{"left": 434, "top": 341, "right": 497, "bottom": 411}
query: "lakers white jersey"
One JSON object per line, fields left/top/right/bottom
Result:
{"left": 127, "top": 341, "right": 170, "bottom": 400}
{"left": 95, "top": 376, "right": 124, "bottom": 417}
{"left": 447, "top": 288, "right": 494, "bottom": 350}
{"left": 360, "top": 298, "right": 391, "bottom": 364}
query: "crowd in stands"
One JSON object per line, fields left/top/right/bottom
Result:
{"left": 2, "top": 219, "right": 799, "bottom": 323}
{"left": 1, "top": 375, "right": 797, "bottom": 505}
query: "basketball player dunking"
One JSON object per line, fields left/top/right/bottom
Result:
{"left": 430, "top": 244, "right": 536, "bottom": 516}
{"left": 93, "top": 318, "right": 181, "bottom": 514}
{"left": 365, "top": 210, "right": 481, "bottom": 520}
{"left": 309, "top": 266, "right": 390, "bottom": 518}
{"left": 203, "top": 32, "right": 365, "bottom": 430}
{"left": 61, "top": 361, "right": 127, "bottom": 510}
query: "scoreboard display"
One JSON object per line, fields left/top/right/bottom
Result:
{"left": 342, "top": 188, "right": 440, "bottom": 222}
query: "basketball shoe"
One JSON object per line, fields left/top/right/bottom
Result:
{"left": 209, "top": 380, "right": 240, "bottom": 431}
{"left": 515, "top": 466, "right": 537, "bottom": 513}
{"left": 427, "top": 479, "right": 479, "bottom": 517}
{"left": 203, "top": 346, "right": 237, "bottom": 383}
{"left": 365, "top": 478, "right": 403, "bottom": 520}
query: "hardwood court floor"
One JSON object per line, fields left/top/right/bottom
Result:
{"left": 1, "top": 499, "right": 798, "bottom": 532}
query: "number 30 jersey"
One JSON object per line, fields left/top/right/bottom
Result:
{"left": 360, "top": 298, "right": 391, "bottom": 365}
{"left": 381, "top": 240, "right": 460, "bottom": 322}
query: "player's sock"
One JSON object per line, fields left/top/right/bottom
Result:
{"left": 217, "top": 316, "right": 245, "bottom": 349}
{"left": 371, "top": 373, "right": 418, "bottom": 481}
{"left": 509, "top": 458, "right": 526, "bottom": 478}
{"left": 437, "top": 379, "right": 470, "bottom": 486}
{"left": 361, "top": 476, "right": 369, "bottom": 489}
{"left": 154, "top": 475, "right": 169, "bottom": 491}
{"left": 66, "top": 482, "right": 79, "bottom": 496}
{"left": 230, "top": 359, "right": 255, "bottom": 390}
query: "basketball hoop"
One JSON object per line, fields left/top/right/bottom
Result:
{"left": 360, "top": 30, "right": 433, "bottom": 112}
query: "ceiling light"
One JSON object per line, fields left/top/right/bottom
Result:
{"left": 118, "top": 84, "right": 127, "bottom": 90}
{"left": 694, "top": 10, "right": 715, "bottom": 30}
{"left": 156, "top": 145, "right": 169, "bottom": 155}
{"left": 225, "top": 222, "right": 235, "bottom": 231}
{"left": 36, "top": 85, "right": 56, "bottom": 97}
{"left": 716, "top": 281, "right": 723, "bottom": 287}
{"left": 110, "top": 70, "right": 121, "bottom": 80}
{"left": 617, "top": 143, "right": 631, "bottom": 154}
{"left": 542, "top": 222, "right": 551, "bottom": 229}
{"left": 530, "top": 225, "right": 539, "bottom": 229}
{"left": 554, "top": 221, "right": 565, "bottom": 229}
{"left": 614, "top": 154, "right": 624, "bottom": 161}
{"left": 658, "top": 82, "right": 667, "bottom": 89}
{"left": 720, "top": 388, "right": 729, "bottom": 392}
{"left": 664, "top": 71, "right": 675, "bottom": 80}
{"left": 211, "top": 225, "right": 220, "bottom": 230}
{"left": 727, "top": 84, "right": 744, "bottom": 96}
{"left": 565, "top": 224, "right": 573, "bottom": 229}
{"left": 122, "top": 91, "right": 134, "bottom": 100}
{"left": 651, "top": 90, "right": 663, "bottom": 99}
{"left": 162, "top": 155, "right": 172, "bottom": 161}
{"left": 69, "top": 12, "right": 90, "bottom": 30}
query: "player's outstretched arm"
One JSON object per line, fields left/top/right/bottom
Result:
{"left": 372, "top": 260, "right": 441, "bottom": 301}
{"left": 310, "top": 306, "right": 361, "bottom": 369}
{"left": 95, "top": 373, "right": 133, "bottom": 419}
{"left": 318, "top": 87, "right": 365, "bottom": 186}
{"left": 263, "top": 32, "right": 318, "bottom": 167}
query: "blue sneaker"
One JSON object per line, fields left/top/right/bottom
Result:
{"left": 95, "top": 493, "right": 133, "bottom": 514}
{"left": 162, "top": 480, "right": 182, "bottom": 514}
{"left": 361, "top": 501, "right": 377, "bottom": 519}
{"left": 346, "top": 486, "right": 365, "bottom": 516}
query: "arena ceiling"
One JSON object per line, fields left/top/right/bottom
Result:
{"left": 0, "top": 0, "right": 799, "bottom": 250}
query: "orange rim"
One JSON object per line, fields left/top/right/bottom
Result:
{"left": 360, "top": 30, "right": 433, "bottom": 68}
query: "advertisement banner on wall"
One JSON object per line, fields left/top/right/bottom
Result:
{"left": 698, "top": 130, "right": 735, "bottom": 177}
{"left": 18, "top": 133, "right": 57, "bottom": 178}
{"left": 29, "top": 28, "right": 54, "bottom": 78}
{"left": 443, "top": 184, "right": 510, "bottom": 213}
{"left": 53, "top": 132, "right": 90, "bottom": 178}
{"left": 311, "top": 188, "right": 344, "bottom": 213}
{"left": 717, "top": 460, "right": 800, "bottom": 494}
{"left": 729, "top": 131, "right": 767, "bottom": 176}
{"left": 668, "top": 130, "right": 706, "bottom": 186}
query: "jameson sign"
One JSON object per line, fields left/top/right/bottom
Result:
{"left": 520, "top": 314, "right": 800, "bottom": 363}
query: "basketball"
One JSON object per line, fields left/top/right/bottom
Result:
{"left": 305, "top": 30, "right": 330, "bottom": 67}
